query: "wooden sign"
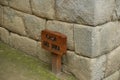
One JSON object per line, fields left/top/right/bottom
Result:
{"left": 41, "top": 29, "right": 67, "bottom": 74}
{"left": 41, "top": 29, "right": 67, "bottom": 56}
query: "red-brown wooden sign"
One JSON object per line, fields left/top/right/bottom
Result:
{"left": 41, "top": 29, "right": 67, "bottom": 56}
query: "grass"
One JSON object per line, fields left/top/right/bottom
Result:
{"left": 0, "top": 41, "right": 76, "bottom": 80}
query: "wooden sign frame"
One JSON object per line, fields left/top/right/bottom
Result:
{"left": 41, "top": 29, "right": 67, "bottom": 56}
{"left": 41, "top": 29, "right": 67, "bottom": 74}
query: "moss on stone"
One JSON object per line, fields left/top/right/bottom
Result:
{"left": 0, "top": 41, "right": 58, "bottom": 80}
{"left": 0, "top": 41, "right": 76, "bottom": 80}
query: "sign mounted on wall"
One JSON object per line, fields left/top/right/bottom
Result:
{"left": 41, "top": 29, "right": 67, "bottom": 74}
{"left": 41, "top": 29, "right": 67, "bottom": 56}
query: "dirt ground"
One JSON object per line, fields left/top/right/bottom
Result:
{"left": 0, "top": 41, "right": 76, "bottom": 80}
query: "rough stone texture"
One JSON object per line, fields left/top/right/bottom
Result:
{"left": 74, "top": 22, "right": 120, "bottom": 57}
{"left": 103, "top": 71, "right": 119, "bottom": 80}
{"left": 46, "top": 20, "right": 74, "bottom": 50}
{"left": 0, "top": 5, "right": 3, "bottom": 26}
{"left": 0, "top": 27, "right": 9, "bottom": 44}
{"left": 105, "top": 46, "right": 120, "bottom": 77}
{"left": 37, "top": 42, "right": 52, "bottom": 64}
{"left": 116, "top": 0, "right": 120, "bottom": 19}
{"left": 10, "top": 33, "right": 37, "bottom": 56}
{"left": 31, "top": 0, "right": 55, "bottom": 19}
{"left": 56, "top": 0, "right": 115, "bottom": 26}
{"left": 56, "top": 0, "right": 94, "bottom": 25}
{"left": 23, "top": 14, "right": 45, "bottom": 40}
{"left": 0, "top": 0, "right": 120, "bottom": 79}
{"left": 9, "top": 0, "right": 31, "bottom": 14}
{"left": 63, "top": 51, "right": 106, "bottom": 80}
{"left": 74, "top": 25, "right": 99, "bottom": 57}
{"left": 94, "top": 0, "right": 115, "bottom": 25}
{"left": 0, "top": 0, "right": 8, "bottom": 5}
{"left": 3, "top": 7, "right": 26, "bottom": 36}
{"left": 98, "top": 22, "right": 120, "bottom": 56}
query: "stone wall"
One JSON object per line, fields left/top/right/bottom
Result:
{"left": 0, "top": 0, "right": 120, "bottom": 80}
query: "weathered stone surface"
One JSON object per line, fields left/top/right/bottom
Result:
{"left": 3, "top": 7, "right": 26, "bottom": 36}
{"left": 46, "top": 20, "right": 74, "bottom": 50}
{"left": 56, "top": 0, "right": 115, "bottom": 26}
{"left": 31, "top": 0, "right": 55, "bottom": 19}
{"left": 74, "top": 24, "right": 100, "bottom": 57}
{"left": 98, "top": 22, "right": 120, "bottom": 56}
{"left": 9, "top": 0, "right": 31, "bottom": 13}
{"left": 63, "top": 51, "right": 106, "bottom": 80}
{"left": 0, "top": 0, "right": 8, "bottom": 5}
{"left": 104, "top": 71, "right": 119, "bottom": 80}
{"left": 74, "top": 22, "right": 120, "bottom": 57}
{"left": 94, "top": 0, "right": 115, "bottom": 25}
{"left": 56, "top": 0, "right": 94, "bottom": 25}
{"left": 36, "top": 42, "right": 52, "bottom": 64}
{"left": 105, "top": 46, "right": 120, "bottom": 77}
{"left": 0, "top": 27, "right": 9, "bottom": 44}
{"left": 10, "top": 33, "right": 37, "bottom": 56}
{"left": 23, "top": 14, "right": 45, "bottom": 40}
{"left": 0, "top": 5, "right": 3, "bottom": 26}
{"left": 116, "top": 0, "right": 120, "bottom": 19}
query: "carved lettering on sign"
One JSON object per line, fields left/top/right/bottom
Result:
{"left": 51, "top": 44, "right": 60, "bottom": 51}
{"left": 41, "top": 29, "right": 67, "bottom": 56}
{"left": 46, "top": 34, "right": 56, "bottom": 41}
{"left": 43, "top": 41, "right": 49, "bottom": 47}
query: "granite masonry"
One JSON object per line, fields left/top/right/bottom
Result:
{"left": 0, "top": 0, "right": 120, "bottom": 80}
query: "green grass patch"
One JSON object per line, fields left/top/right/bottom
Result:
{"left": 0, "top": 41, "right": 76, "bottom": 80}
{"left": 0, "top": 42, "right": 59, "bottom": 80}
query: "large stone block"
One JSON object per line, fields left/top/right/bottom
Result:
{"left": 0, "top": 27, "right": 9, "bottom": 44}
{"left": 36, "top": 42, "right": 52, "bottom": 64}
{"left": 105, "top": 46, "right": 120, "bottom": 77}
{"left": 63, "top": 51, "right": 106, "bottom": 80}
{"left": 56, "top": 0, "right": 115, "bottom": 26}
{"left": 10, "top": 33, "right": 37, "bottom": 56}
{"left": 9, "top": 0, "right": 31, "bottom": 13}
{"left": 23, "top": 14, "right": 45, "bottom": 40}
{"left": 94, "top": 0, "right": 115, "bottom": 25}
{"left": 0, "top": 5, "right": 3, "bottom": 26}
{"left": 98, "top": 22, "right": 120, "bottom": 55}
{"left": 46, "top": 20, "right": 74, "bottom": 50}
{"left": 31, "top": 0, "right": 55, "bottom": 19}
{"left": 103, "top": 71, "right": 119, "bottom": 80}
{"left": 3, "top": 7, "right": 26, "bottom": 36}
{"left": 74, "top": 22, "right": 120, "bottom": 57}
{"left": 74, "top": 25, "right": 99, "bottom": 57}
